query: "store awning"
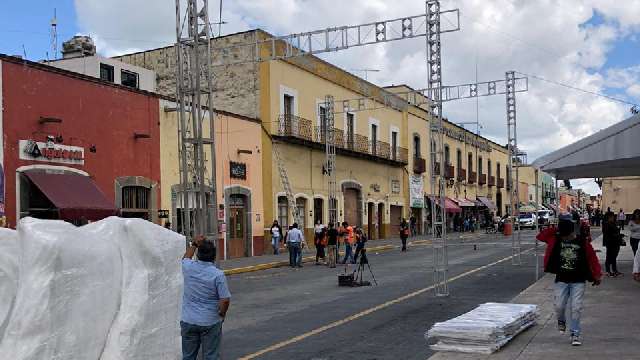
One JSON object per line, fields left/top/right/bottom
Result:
{"left": 429, "top": 196, "right": 462, "bottom": 213}
{"left": 454, "top": 198, "right": 476, "bottom": 207}
{"left": 476, "top": 196, "right": 497, "bottom": 210}
{"left": 24, "top": 171, "right": 118, "bottom": 221}
{"left": 531, "top": 114, "right": 640, "bottom": 179}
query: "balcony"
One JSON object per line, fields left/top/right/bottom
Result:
{"left": 488, "top": 175, "right": 496, "bottom": 187}
{"left": 497, "top": 178, "right": 505, "bottom": 188}
{"left": 478, "top": 173, "right": 487, "bottom": 185}
{"left": 468, "top": 171, "right": 477, "bottom": 184}
{"left": 413, "top": 157, "right": 426, "bottom": 174}
{"left": 444, "top": 164, "right": 455, "bottom": 179}
{"left": 277, "top": 114, "right": 408, "bottom": 165}
{"left": 457, "top": 168, "right": 466, "bottom": 182}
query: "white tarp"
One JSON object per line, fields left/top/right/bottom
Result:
{"left": 532, "top": 114, "right": 640, "bottom": 179}
{"left": 0, "top": 217, "right": 185, "bottom": 360}
{"left": 410, "top": 175, "right": 424, "bottom": 208}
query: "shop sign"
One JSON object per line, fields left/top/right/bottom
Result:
{"left": 230, "top": 161, "right": 247, "bottom": 180}
{"left": 19, "top": 140, "right": 85, "bottom": 165}
{"left": 158, "top": 209, "right": 169, "bottom": 219}
{"left": 443, "top": 127, "right": 492, "bottom": 152}
{"left": 391, "top": 180, "right": 401, "bottom": 194}
{"left": 409, "top": 175, "right": 424, "bottom": 208}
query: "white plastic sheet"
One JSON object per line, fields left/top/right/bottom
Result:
{"left": 0, "top": 228, "right": 18, "bottom": 342}
{"left": 426, "top": 303, "right": 538, "bottom": 354}
{"left": 0, "top": 217, "right": 185, "bottom": 360}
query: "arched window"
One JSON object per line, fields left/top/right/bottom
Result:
{"left": 121, "top": 186, "right": 150, "bottom": 219}
{"left": 296, "top": 197, "right": 307, "bottom": 229}
{"left": 456, "top": 149, "right": 462, "bottom": 176}
{"left": 488, "top": 159, "right": 492, "bottom": 177}
{"left": 478, "top": 156, "right": 483, "bottom": 175}
{"left": 413, "top": 134, "right": 421, "bottom": 158}
{"left": 278, "top": 196, "right": 289, "bottom": 228}
{"left": 444, "top": 145, "right": 450, "bottom": 165}
{"left": 497, "top": 162, "right": 501, "bottom": 179}
{"left": 468, "top": 152, "right": 473, "bottom": 173}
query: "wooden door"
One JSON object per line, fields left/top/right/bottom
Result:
{"left": 378, "top": 203, "right": 384, "bottom": 239}
{"left": 228, "top": 196, "right": 247, "bottom": 258}
{"left": 343, "top": 189, "right": 359, "bottom": 227}
{"left": 390, "top": 205, "right": 402, "bottom": 236}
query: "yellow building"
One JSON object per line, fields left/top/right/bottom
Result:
{"left": 602, "top": 177, "right": 640, "bottom": 216}
{"left": 117, "top": 29, "right": 515, "bottom": 254}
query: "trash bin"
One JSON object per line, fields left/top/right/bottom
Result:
{"left": 503, "top": 221, "right": 513, "bottom": 236}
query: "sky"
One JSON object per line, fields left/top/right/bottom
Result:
{"left": 2, "top": 0, "right": 639, "bottom": 196}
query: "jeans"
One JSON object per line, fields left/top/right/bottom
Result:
{"left": 327, "top": 245, "right": 336, "bottom": 267}
{"left": 401, "top": 236, "right": 408, "bottom": 251}
{"left": 554, "top": 282, "right": 585, "bottom": 336}
{"left": 181, "top": 321, "right": 223, "bottom": 360}
{"left": 605, "top": 244, "right": 620, "bottom": 273}
{"left": 342, "top": 243, "right": 354, "bottom": 264}
{"left": 288, "top": 242, "right": 302, "bottom": 267}
{"left": 272, "top": 235, "right": 280, "bottom": 255}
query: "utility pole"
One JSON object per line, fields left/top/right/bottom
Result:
{"left": 175, "top": 0, "right": 219, "bottom": 244}
{"left": 50, "top": 9, "right": 58, "bottom": 60}
{"left": 506, "top": 70, "right": 522, "bottom": 265}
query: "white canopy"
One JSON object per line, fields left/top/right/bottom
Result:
{"left": 532, "top": 114, "right": 640, "bottom": 180}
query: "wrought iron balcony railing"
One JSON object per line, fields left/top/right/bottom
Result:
{"left": 478, "top": 173, "right": 487, "bottom": 185}
{"left": 413, "top": 157, "right": 426, "bottom": 174}
{"left": 457, "top": 168, "right": 466, "bottom": 182}
{"left": 497, "top": 178, "right": 505, "bottom": 188}
{"left": 444, "top": 164, "right": 455, "bottom": 179}
{"left": 468, "top": 171, "right": 477, "bottom": 184}
{"left": 488, "top": 175, "right": 496, "bottom": 187}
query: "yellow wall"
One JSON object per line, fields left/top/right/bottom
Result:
{"left": 602, "top": 177, "right": 640, "bottom": 214}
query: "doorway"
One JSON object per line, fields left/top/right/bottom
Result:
{"left": 390, "top": 205, "right": 403, "bottom": 236}
{"left": 314, "top": 198, "right": 324, "bottom": 225}
{"left": 496, "top": 192, "right": 503, "bottom": 216}
{"left": 367, "top": 202, "right": 375, "bottom": 239}
{"left": 228, "top": 194, "right": 248, "bottom": 258}
{"left": 378, "top": 203, "right": 384, "bottom": 239}
{"left": 343, "top": 188, "right": 360, "bottom": 227}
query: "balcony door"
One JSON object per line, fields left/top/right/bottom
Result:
{"left": 346, "top": 113, "right": 355, "bottom": 150}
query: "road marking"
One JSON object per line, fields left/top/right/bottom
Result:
{"left": 238, "top": 249, "right": 532, "bottom": 360}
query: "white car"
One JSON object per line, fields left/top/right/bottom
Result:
{"left": 518, "top": 213, "right": 537, "bottom": 229}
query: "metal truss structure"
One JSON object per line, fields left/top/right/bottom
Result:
{"left": 175, "top": 0, "right": 218, "bottom": 242}
{"left": 323, "top": 95, "right": 338, "bottom": 226}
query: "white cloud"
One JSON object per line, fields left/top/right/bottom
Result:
{"left": 73, "top": 0, "right": 639, "bottom": 176}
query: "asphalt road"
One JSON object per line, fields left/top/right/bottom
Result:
{"left": 221, "top": 230, "right": 547, "bottom": 360}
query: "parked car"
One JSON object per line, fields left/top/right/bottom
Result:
{"left": 518, "top": 213, "right": 537, "bottom": 229}
{"left": 537, "top": 210, "right": 554, "bottom": 226}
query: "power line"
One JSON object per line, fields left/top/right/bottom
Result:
{"left": 516, "top": 71, "right": 639, "bottom": 107}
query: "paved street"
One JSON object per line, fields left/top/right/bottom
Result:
{"left": 221, "top": 231, "right": 547, "bottom": 359}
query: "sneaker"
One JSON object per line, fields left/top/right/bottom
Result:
{"left": 571, "top": 335, "right": 582, "bottom": 346}
{"left": 557, "top": 320, "right": 566, "bottom": 333}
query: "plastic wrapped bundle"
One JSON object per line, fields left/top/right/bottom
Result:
{"left": 0, "top": 217, "right": 185, "bottom": 360}
{"left": 426, "top": 303, "right": 538, "bottom": 354}
{"left": 0, "top": 228, "right": 18, "bottom": 342}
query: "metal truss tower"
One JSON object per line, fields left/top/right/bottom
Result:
{"left": 324, "top": 95, "right": 338, "bottom": 226}
{"left": 175, "top": 0, "right": 219, "bottom": 242}
{"left": 426, "top": 0, "right": 449, "bottom": 297}
{"left": 506, "top": 70, "right": 522, "bottom": 264}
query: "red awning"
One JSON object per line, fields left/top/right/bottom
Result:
{"left": 24, "top": 171, "right": 117, "bottom": 221}
{"left": 476, "top": 196, "right": 497, "bottom": 210}
{"left": 429, "top": 196, "right": 462, "bottom": 213}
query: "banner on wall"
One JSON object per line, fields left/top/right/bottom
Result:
{"left": 409, "top": 175, "right": 424, "bottom": 208}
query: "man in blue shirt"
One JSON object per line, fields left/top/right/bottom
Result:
{"left": 181, "top": 235, "right": 231, "bottom": 360}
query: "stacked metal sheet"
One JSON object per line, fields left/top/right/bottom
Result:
{"left": 426, "top": 303, "right": 538, "bottom": 354}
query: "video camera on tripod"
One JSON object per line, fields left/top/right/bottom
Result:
{"left": 338, "top": 248, "right": 378, "bottom": 287}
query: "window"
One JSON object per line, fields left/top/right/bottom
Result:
{"left": 497, "top": 162, "right": 501, "bottom": 179}
{"left": 121, "top": 186, "right": 150, "bottom": 219}
{"left": 346, "top": 113, "right": 355, "bottom": 149}
{"left": 478, "top": 157, "right": 483, "bottom": 175}
{"left": 444, "top": 145, "right": 450, "bottom": 165}
{"left": 278, "top": 196, "right": 289, "bottom": 228}
{"left": 488, "top": 160, "right": 492, "bottom": 177}
{"left": 468, "top": 152, "right": 473, "bottom": 172}
{"left": 100, "top": 63, "right": 114, "bottom": 83}
{"left": 371, "top": 123, "right": 378, "bottom": 155}
{"left": 283, "top": 94, "right": 294, "bottom": 116}
{"left": 413, "top": 135, "right": 421, "bottom": 158}
{"left": 391, "top": 131, "right": 398, "bottom": 160}
{"left": 296, "top": 198, "right": 307, "bottom": 229}
{"left": 456, "top": 149, "right": 462, "bottom": 174}
{"left": 120, "top": 70, "right": 139, "bottom": 88}
{"left": 318, "top": 104, "right": 327, "bottom": 142}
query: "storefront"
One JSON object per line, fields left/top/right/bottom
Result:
{"left": 0, "top": 55, "right": 161, "bottom": 227}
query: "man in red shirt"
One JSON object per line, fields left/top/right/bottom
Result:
{"left": 536, "top": 214, "right": 602, "bottom": 346}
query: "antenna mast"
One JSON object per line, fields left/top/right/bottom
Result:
{"left": 50, "top": 8, "right": 58, "bottom": 60}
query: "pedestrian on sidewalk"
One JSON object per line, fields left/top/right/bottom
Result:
{"left": 410, "top": 214, "right": 417, "bottom": 237}
{"left": 181, "top": 235, "right": 231, "bottom": 360}
{"left": 314, "top": 221, "right": 327, "bottom": 265}
{"left": 287, "top": 223, "right": 305, "bottom": 268}
{"left": 326, "top": 222, "right": 338, "bottom": 268}
{"left": 400, "top": 218, "right": 409, "bottom": 252}
{"left": 536, "top": 214, "right": 602, "bottom": 346}
{"left": 270, "top": 220, "right": 282, "bottom": 255}
{"left": 340, "top": 222, "right": 355, "bottom": 264}
{"left": 618, "top": 208, "right": 626, "bottom": 230}
{"left": 353, "top": 228, "right": 367, "bottom": 263}
{"left": 603, "top": 213, "right": 624, "bottom": 277}
{"left": 628, "top": 209, "right": 640, "bottom": 256}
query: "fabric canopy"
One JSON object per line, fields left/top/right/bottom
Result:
{"left": 476, "top": 196, "right": 497, "bottom": 210}
{"left": 24, "top": 171, "right": 118, "bottom": 221}
{"left": 429, "top": 196, "right": 462, "bottom": 213}
{"left": 454, "top": 198, "right": 476, "bottom": 207}
{"left": 532, "top": 114, "right": 640, "bottom": 179}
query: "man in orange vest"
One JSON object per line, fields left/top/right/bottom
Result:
{"left": 340, "top": 221, "right": 356, "bottom": 264}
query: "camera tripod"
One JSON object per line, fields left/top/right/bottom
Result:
{"left": 353, "top": 249, "right": 377, "bottom": 286}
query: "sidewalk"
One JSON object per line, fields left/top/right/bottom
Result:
{"left": 428, "top": 233, "right": 640, "bottom": 360}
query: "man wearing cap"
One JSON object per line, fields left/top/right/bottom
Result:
{"left": 536, "top": 214, "right": 602, "bottom": 347}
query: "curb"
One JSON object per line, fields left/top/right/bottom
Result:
{"left": 223, "top": 242, "right": 413, "bottom": 276}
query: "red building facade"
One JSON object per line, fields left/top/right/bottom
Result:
{"left": 0, "top": 55, "right": 161, "bottom": 228}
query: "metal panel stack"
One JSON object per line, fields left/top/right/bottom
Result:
{"left": 426, "top": 303, "right": 538, "bottom": 354}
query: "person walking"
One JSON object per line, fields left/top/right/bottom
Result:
{"left": 628, "top": 209, "right": 640, "bottom": 256}
{"left": 603, "top": 213, "right": 623, "bottom": 277}
{"left": 181, "top": 235, "right": 231, "bottom": 360}
{"left": 286, "top": 223, "right": 305, "bottom": 268}
{"left": 353, "top": 227, "right": 367, "bottom": 263}
{"left": 314, "top": 221, "right": 327, "bottom": 265}
{"left": 618, "top": 208, "right": 626, "bottom": 230}
{"left": 340, "top": 222, "right": 355, "bottom": 264}
{"left": 270, "top": 220, "right": 282, "bottom": 255}
{"left": 326, "top": 222, "right": 338, "bottom": 268}
{"left": 536, "top": 214, "right": 602, "bottom": 346}
{"left": 400, "top": 218, "right": 409, "bottom": 252}
{"left": 410, "top": 214, "right": 417, "bottom": 236}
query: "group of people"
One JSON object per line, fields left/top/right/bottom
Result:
{"left": 269, "top": 220, "right": 369, "bottom": 269}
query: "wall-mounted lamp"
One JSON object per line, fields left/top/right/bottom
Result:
{"left": 39, "top": 116, "right": 62, "bottom": 125}
{"left": 237, "top": 149, "right": 253, "bottom": 155}
{"left": 134, "top": 133, "right": 151, "bottom": 139}
{"left": 89, "top": 145, "right": 97, "bottom": 153}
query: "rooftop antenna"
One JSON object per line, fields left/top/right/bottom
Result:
{"left": 50, "top": 8, "right": 58, "bottom": 60}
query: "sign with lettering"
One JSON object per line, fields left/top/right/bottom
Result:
{"left": 410, "top": 175, "right": 424, "bottom": 208}
{"left": 230, "top": 161, "right": 247, "bottom": 180}
{"left": 391, "top": 180, "right": 401, "bottom": 194}
{"left": 370, "top": 183, "right": 381, "bottom": 192}
{"left": 442, "top": 127, "right": 492, "bottom": 152}
{"left": 19, "top": 140, "right": 85, "bottom": 165}
{"left": 158, "top": 209, "right": 169, "bottom": 219}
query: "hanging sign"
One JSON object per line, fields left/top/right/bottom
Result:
{"left": 410, "top": 175, "right": 424, "bottom": 208}
{"left": 19, "top": 140, "right": 85, "bottom": 165}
